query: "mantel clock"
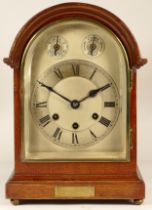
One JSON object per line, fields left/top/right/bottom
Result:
{"left": 4, "top": 3, "right": 147, "bottom": 205}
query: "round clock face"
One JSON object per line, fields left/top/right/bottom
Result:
{"left": 47, "top": 35, "right": 68, "bottom": 57}
{"left": 82, "top": 34, "right": 105, "bottom": 57}
{"left": 31, "top": 59, "right": 120, "bottom": 148}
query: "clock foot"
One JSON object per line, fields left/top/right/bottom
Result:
{"left": 131, "top": 199, "right": 144, "bottom": 205}
{"left": 10, "top": 199, "right": 20, "bottom": 205}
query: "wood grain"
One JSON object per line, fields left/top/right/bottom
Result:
{"left": 3, "top": 2, "right": 146, "bottom": 202}
{"left": 6, "top": 168, "right": 144, "bottom": 200}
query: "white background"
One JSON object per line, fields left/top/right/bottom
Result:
{"left": 0, "top": 0, "right": 152, "bottom": 209}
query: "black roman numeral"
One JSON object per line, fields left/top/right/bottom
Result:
{"left": 72, "top": 64, "right": 80, "bottom": 76}
{"left": 36, "top": 101, "right": 47, "bottom": 108}
{"left": 54, "top": 68, "right": 64, "bottom": 79}
{"left": 104, "top": 101, "right": 115, "bottom": 108}
{"left": 39, "top": 115, "right": 51, "bottom": 127}
{"left": 89, "top": 69, "right": 97, "bottom": 80}
{"left": 53, "top": 127, "right": 62, "bottom": 141}
{"left": 89, "top": 130, "right": 97, "bottom": 139}
{"left": 99, "top": 116, "right": 111, "bottom": 127}
{"left": 72, "top": 133, "right": 79, "bottom": 144}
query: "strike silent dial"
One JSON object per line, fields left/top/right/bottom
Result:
{"left": 82, "top": 34, "right": 105, "bottom": 57}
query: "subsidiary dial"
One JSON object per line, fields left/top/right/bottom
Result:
{"left": 48, "top": 35, "right": 68, "bottom": 57}
{"left": 82, "top": 34, "right": 105, "bottom": 57}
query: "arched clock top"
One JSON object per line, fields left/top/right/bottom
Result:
{"left": 4, "top": 3, "right": 147, "bottom": 70}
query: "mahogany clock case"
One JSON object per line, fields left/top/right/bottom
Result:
{"left": 3, "top": 3, "right": 147, "bottom": 204}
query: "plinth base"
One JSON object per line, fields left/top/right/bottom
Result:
{"left": 6, "top": 168, "right": 145, "bottom": 205}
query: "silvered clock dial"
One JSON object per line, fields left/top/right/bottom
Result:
{"left": 82, "top": 34, "right": 105, "bottom": 56}
{"left": 48, "top": 35, "right": 68, "bottom": 57}
{"left": 21, "top": 18, "right": 128, "bottom": 161}
{"left": 31, "top": 60, "right": 120, "bottom": 148}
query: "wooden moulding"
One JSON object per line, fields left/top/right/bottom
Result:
{"left": 6, "top": 168, "right": 144, "bottom": 202}
{"left": 4, "top": 3, "right": 147, "bottom": 70}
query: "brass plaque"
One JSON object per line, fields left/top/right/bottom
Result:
{"left": 55, "top": 185, "right": 95, "bottom": 198}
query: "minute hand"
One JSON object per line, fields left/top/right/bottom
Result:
{"left": 79, "top": 83, "right": 112, "bottom": 103}
{"left": 37, "top": 81, "right": 71, "bottom": 103}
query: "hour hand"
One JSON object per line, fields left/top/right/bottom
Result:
{"left": 37, "top": 81, "right": 71, "bottom": 103}
{"left": 89, "top": 83, "right": 112, "bottom": 97}
{"left": 79, "top": 83, "right": 112, "bottom": 103}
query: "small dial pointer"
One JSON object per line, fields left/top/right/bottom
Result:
{"left": 90, "top": 35, "right": 96, "bottom": 55}
{"left": 54, "top": 36, "right": 60, "bottom": 56}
